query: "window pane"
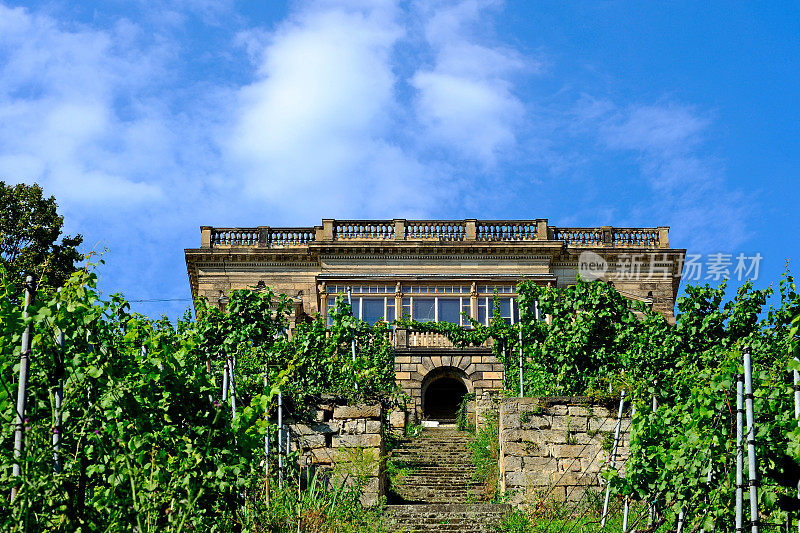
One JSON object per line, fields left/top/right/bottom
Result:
{"left": 499, "top": 298, "right": 512, "bottom": 324}
{"left": 402, "top": 297, "right": 411, "bottom": 319}
{"left": 461, "top": 300, "right": 471, "bottom": 323}
{"left": 438, "top": 298, "right": 460, "bottom": 324}
{"left": 386, "top": 300, "right": 396, "bottom": 321}
{"left": 478, "top": 298, "right": 487, "bottom": 325}
{"left": 413, "top": 298, "right": 436, "bottom": 322}
{"left": 361, "top": 298, "right": 385, "bottom": 324}
{"left": 327, "top": 296, "right": 335, "bottom": 325}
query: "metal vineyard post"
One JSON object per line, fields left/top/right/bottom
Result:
{"left": 601, "top": 389, "right": 626, "bottom": 528}
{"left": 11, "top": 275, "right": 34, "bottom": 501}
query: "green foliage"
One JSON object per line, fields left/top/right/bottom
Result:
{"left": 253, "top": 470, "right": 388, "bottom": 532}
{"left": 469, "top": 410, "right": 500, "bottom": 501}
{"left": 456, "top": 392, "right": 475, "bottom": 432}
{"left": 613, "top": 273, "right": 800, "bottom": 530}
{"left": 0, "top": 267, "right": 290, "bottom": 532}
{"left": 282, "top": 295, "right": 397, "bottom": 405}
{"left": 0, "top": 181, "right": 83, "bottom": 291}
{"left": 406, "top": 272, "right": 800, "bottom": 527}
{"left": 0, "top": 264, "right": 397, "bottom": 531}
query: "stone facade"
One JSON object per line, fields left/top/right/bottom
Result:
{"left": 289, "top": 401, "right": 385, "bottom": 505}
{"left": 498, "top": 396, "right": 630, "bottom": 506}
{"left": 185, "top": 219, "right": 684, "bottom": 418}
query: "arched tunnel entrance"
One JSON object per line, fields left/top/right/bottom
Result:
{"left": 422, "top": 368, "right": 470, "bottom": 421}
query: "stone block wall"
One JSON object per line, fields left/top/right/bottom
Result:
{"left": 475, "top": 390, "right": 501, "bottom": 431}
{"left": 290, "top": 402, "right": 385, "bottom": 505}
{"left": 499, "top": 397, "right": 630, "bottom": 507}
{"left": 393, "top": 346, "right": 504, "bottom": 419}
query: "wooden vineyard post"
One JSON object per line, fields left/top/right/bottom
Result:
{"left": 222, "top": 360, "right": 229, "bottom": 402}
{"left": 649, "top": 389, "right": 658, "bottom": 525}
{"left": 515, "top": 296, "right": 523, "bottom": 398}
{"left": 229, "top": 356, "right": 237, "bottom": 417}
{"left": 622, "top": 403, "right": 634, "bottom": 533}
{"left": 11, "top": 275, "right": 34, "bottom": 501}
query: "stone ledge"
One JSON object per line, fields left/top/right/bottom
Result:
{"left": 333, "top": 403, "right": 382, "bottom": 419}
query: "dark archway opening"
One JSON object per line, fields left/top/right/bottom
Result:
{"left": 423, "top": 377, "right": 468, "bottom": 421}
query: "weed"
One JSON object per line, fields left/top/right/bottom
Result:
{"left": 457, "top": 392, "right": 476, "bottom": 432}
{"left": 601, "top": 431, "right": 615, "bottom": 452}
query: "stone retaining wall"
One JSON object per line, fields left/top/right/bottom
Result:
{"left": 499, "top": 396, "right": 630, "bottom": 506}
{"left": 475, "top": 390, "right": 501, "bottom": 431}
{"left": 290, "top": 401, "right": 385, "bottom": 505}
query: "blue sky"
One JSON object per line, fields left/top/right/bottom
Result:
{"left": 1, "top": 0, "right": 797, "bottom": 320}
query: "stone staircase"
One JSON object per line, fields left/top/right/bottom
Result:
{"left": 386, "top": 427, "right": 510, "bottom": 532}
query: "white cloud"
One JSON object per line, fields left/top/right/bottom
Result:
{"left": 410, "top": 0, "right": 527, "bottom": 165}
{"left": 580, "top": 99, "right": 749, "bottom": 251}
{"left": 0, "top": 4, "right": 168, "bottom": 205}
{"left": 601, "top": 104, "right": 709, "bottom": 155}
{"left": 227, "top": 0, "right": 453, "bottom": 217}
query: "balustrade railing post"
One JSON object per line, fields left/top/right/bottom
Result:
{"left": 393, "top": 219, "right": 405, "bottom": 240}
{"left": 322, "top": 219, "right": 334, "bottom": 241}
{"left": 536, "top": 219, "right": 547, "bottom": 240}
{"left": 465, "top": 219, "right": 477, "bottom": 240}
{"left": 258, "top": 226, "right": 270, "bottom": 247}
{"left": 658, "top": 226, "right": 670, "bottom": 248}
{"left": 201, "top": 226, "right": 212, "bottom": 248}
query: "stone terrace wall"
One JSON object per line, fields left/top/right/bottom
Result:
{"left": 499, "top": 397, "right": 630, "bottom": 507}
{"left": 475, "top": 390, "right": 501, "bottom": 431}
{"left": 290, "top": 402, "right": 385, "bottom": 505}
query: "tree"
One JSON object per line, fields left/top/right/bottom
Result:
{"left": 0, "top": 181, "right": 83, "bottom": 290}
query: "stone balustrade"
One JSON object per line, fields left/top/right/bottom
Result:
{"left": 405, "top": 220, "right": 466, "bottom": 240}
{"left": 391, "top": 328, "right": 493, "bottom": 349}
{"left": 334, "top": 220, "right": 395, "bottom": 240}
{"left": 476, "top": 220, "right": 539, "bottom": 241}
{"left": 199, "top": 219, "right": 669, "bottom": 249}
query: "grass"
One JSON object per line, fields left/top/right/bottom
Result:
{"left": 497, "top": 498, "right": 675, "bottom": 533}
{"left": 245, "top": 470, "right": 390, "bottom": 533}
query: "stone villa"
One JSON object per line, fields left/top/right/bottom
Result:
{"left": 185, "top": 219, "right": 685, "bottom": 420}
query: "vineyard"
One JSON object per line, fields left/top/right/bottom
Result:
{"left": 403, "top": 275, "right": 800, "bottom": 531}
{"left": 0, "top": 265, "right": 397, "bottom": 531}
{"left": 1, "top": 261, "right": 799, "bottom": 532}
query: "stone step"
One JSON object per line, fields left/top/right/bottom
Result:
{"left": 388, "top": 427, "right": 484, "bottom": 506}
{"left": 386, "top": 504, "right": 511, "bottom": 533}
